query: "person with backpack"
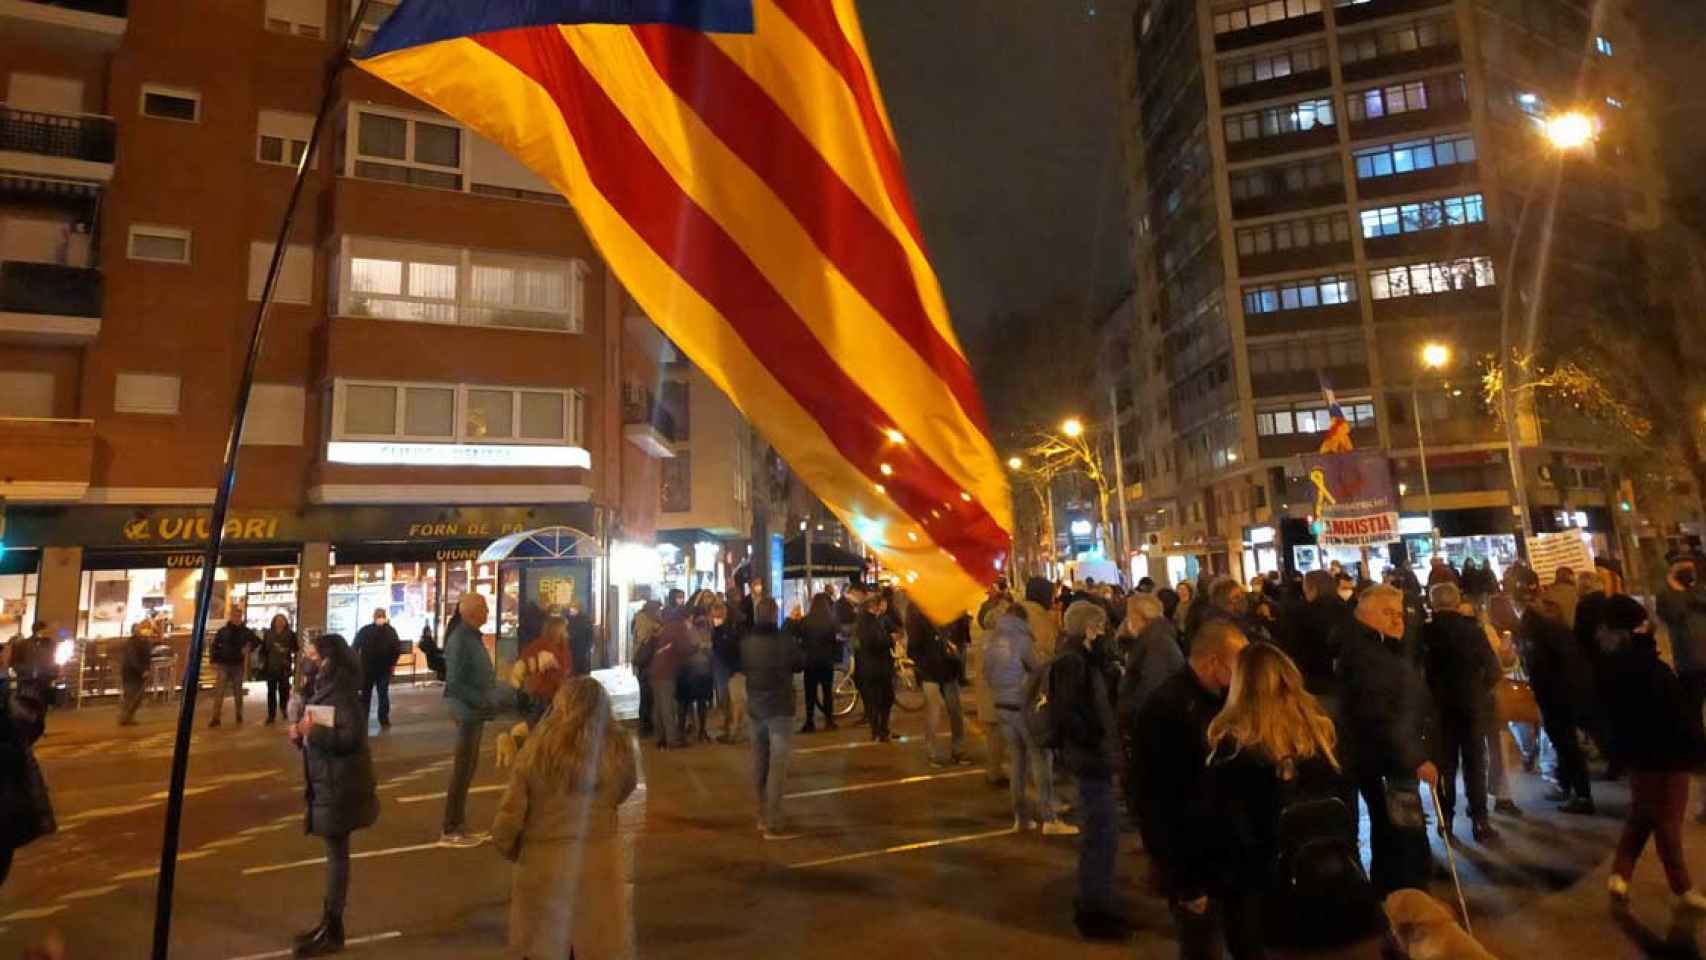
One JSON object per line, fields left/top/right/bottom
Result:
{"left": 1048, "top": 600, "right": 1126, "bottom": 940}
{"left": 1136, "top": 620, "right": 1249, "bottom": 955}
{"left": 983, "top": 600, "right": 1066, "bottom": 832}
{"left": 907, "top": 601, "right": 970, "bottom": 767}
{"left": 1201, "top": 641, "right": 1374, "bottom": 957}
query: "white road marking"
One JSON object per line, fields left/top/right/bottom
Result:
{"left": 0, "top": 905, "right": 69, "bottom": 921}
{"left": 788, "top": 826, "right": 1017, "bottom": 869}
{"left": 197, "top": 837, "right": 255, "bottom": 851}
{"left": 238, "top": 823, "right": 293, "bottom": 836}
{"left": 224, "top": 930, "right": 402, "bottom": 960}
{"left": 394, "top": 783, "right": 504, "bottom": 804}
{"left": 60, "top": 802, "right": 156, "bottom": 823}
{"left": 112, "top": 866, "right": 160, "bottom": 881}
{"left": 241, "top": 841, "right": 451, "bottom": 877}
{"left": 792, "top": 734, "right": 918, "bottom": 755}
{"left": 57, "top": 885, "right": 121, "bottom": 902}
{"left": 784, "top": 768, "right": 986, "bottom": 799}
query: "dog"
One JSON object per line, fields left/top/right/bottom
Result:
{"left": 1384, "top": 889, "right": 1500, "bottom": 959}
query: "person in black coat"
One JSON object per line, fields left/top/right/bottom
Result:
{"left": 907, "top": 604, "right": 969, "bottom": 766}
{"left": 1520, "top": 594, "right": 1596, "bottom": 813}
{"left": 288, "top": 632, "right": 379, "bottom": 957}
{"left": 0, "top": 676, "right": 53, "bottom": 890}
{"left": 351, "top": 609, "right": 401, "bottom": 729}
{"left": 1602, "top": 595, "right": 1706, "bottom": 908}
{"left": 1280, "top": 570, "right": 1355, "bottom": 700}
{"left": 1335, "top": 585, "right": 1437, "bottom": 894}
{"left": 1422, "top": 582, "right": 1503, "bottom": 841}
{"left": 565, "top": 601, "right": 595, "bottom": 676}
{"left": 796, "top": 593, "right": 839, "bottom": 733}
{"left": 854, "top": 593, "right": 896, "bottom": 741}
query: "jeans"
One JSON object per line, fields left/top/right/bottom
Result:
{"left": 1614, "top": 770, "right": 1693, "bottom": 893}
{"left": 119, "top": 677, "right": 145, "bottom": 724}
{"left": 1356, "top": 775, "right": 1432, "bottom": 894}
{"left": 1173, "top": 894, "right": 1267, "bottom": 960}
{"left": 265, "top": 676, "right": 291, "bottom": 722}
{"left": 751, "top": 715, "right": 794, "bottom": 832}
{"left": 724, "top": 674, "right": 748, "bottom": 740}
{"left": 651, "top": 675, "right": 681, "bottom": 746}
{"left": 1435, "top": 710, "right": 1488, "bottom": 820}
{"left": 922, "top": 679, "right": 965, "bottom": 762}
{"left": 997, "top": 707, "right": 1049, "bottom": 823}
{"left": 713, "top": 659, "right": 734, "bottom": 732}
{"left": 211, "top": 663, "right": 245, "bottom": 722}
{"left": 978, "top": 677, "right": 1006, "bottom": 785}
{"left": 323, "top": 831, "right": 351, "bottom": 916}
{"left": 442, "top": 718, "right": 484, "bottom": 834}
{"left": 1486, "top": 728, "right": 1512, "bottom": 801}
{"left": 1541, "top": 704, "right": 1592, "bottom": 800}
{"left": 361, "top": 668, "right": 393, "bottom": 726}
{"left": 1076, "top": 773, "right": 1119, "bottom": 914}
{"left": 802, "top": 666, "right": 835, "bottom": 728}
{"left": 637, "top": 667, "right": 655, "bottom": 737}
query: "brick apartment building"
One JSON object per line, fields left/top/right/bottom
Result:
{"left": 0, "top": 0, "right": 672, "bottom": 675}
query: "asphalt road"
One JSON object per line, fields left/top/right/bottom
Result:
{"left": 3, "top": 683, "right": 1703, "bottom": 958}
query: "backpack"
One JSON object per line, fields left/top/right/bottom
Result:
{"left": 1021, "top": 658, "right": 1061, "bottom": 749}
{"left": 1023, "top": 652, "right": 1100, "bottom": 751}
{"left": 1269, "top": 785, "right": 1381, "bottom": 947}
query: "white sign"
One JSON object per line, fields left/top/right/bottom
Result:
{"left": 327, "top": 441, "right": 591, "bottom": 469}
{"left": 1525, "top": 530, "right": 1594, "bottom": 586}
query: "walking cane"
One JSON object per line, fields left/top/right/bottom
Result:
{"left": 1428, "top": 781, "right": 1473, "bottom": 935}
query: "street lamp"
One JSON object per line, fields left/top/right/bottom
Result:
{"left": 1007, "top": 456, "right": 1023, "bottom": 471}
{"left": 1413, "top": 341, "right": 1451, "bottom": 553}
{"left": 1061, "top": 417, "right": 1084, "bottom": 438}
{"left": 1542, "top": 111, "right": 1596, "bottom": 151}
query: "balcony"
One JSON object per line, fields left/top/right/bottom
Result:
{"left": 1341, "top": 43, "right": 1462, "bottom": 84}
{"left": 1372, "top": 285, "right": 1499, "bottom": 322}
{"left": 1243, "top": 301, "right": 1360, "bottom": 337}
{"left": 0, "top": 261, "right": 101, "bottom": 344}
{"left": 0, "top": 0, "right": 127, "bottom": 51}
{"left": 0, "top": 417, "right": 94, "bottom": 502}
{"left": 622, "top": 393, "right": 678, "bottom": 459}
{"left": 1361, "top": 222, "right": 1489, "bottom": 261}
{"left": 1220, "top": 69, "right": 1333, "bottom": 108}
{"left": 1333, "top": 0, "right": 1450, "bottom": 27}
{"left": 0, "top": 105, "right": 116, "bottom": 183}
{"left": 1239, "top": 241, "right": 1354, "bottom": 278}
{"left": 1214, "top": 13, "right": 1324, "bottom": 52}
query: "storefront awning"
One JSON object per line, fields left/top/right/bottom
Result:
{"left": 478, "top": 526, "right": 599, "bottom": 563}
{"left": 780, "top": 536, "right": 867, "bottom": 579}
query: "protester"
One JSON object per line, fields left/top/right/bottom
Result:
{"left": 1478, "top": 601, "right": 1523, "bottom": 817}
{"left": 1116, "top": 592, "right": 1180, "bottom": 826}
{"left": 565, "top": 599, "right": 595, "bottom": 676}
{"left": 493, "top": 675, "right": 640, "bottom": 959}
{"left": 703, "top": 600, "right": 742, "bottom": 741}
{"left": 1655, "top": 558, "right": 1706, "bottom": 788}
{"left": 629, "top": 600, "right": 663, "bottom": 739}
{"left": 649, "top": 607, "right": 691, "bottom": 749}
{"left": 1021, "top": 576, "right": 1061, "bottom": 661}
{"left": 678, "top": 604, "right": 715, "bottom": 744}
{"left": 855, "top": 592, "right": 896, "bottom": 741}
{"left": 259, "top": 614, "right": 298, "bottom": 726}
{"left": 288, "top": 632, "right": 379, "bottom": 958}
{"left": 118, "top": 620, "right": 156, "bottom": 726}
{"left": 441, "top": 593, "right": 495, "bottom": 847}
{"left": 512, "top": 615, "right": 570, "bottom": 727}
{"left": 1280, "top": 570, "right": 1354, "bottom": 699}
{"left": 1136, "top": 620, "right": 1249, "bottom": 952}
{"left": 1423, "top": 582, "right": 1502, "bottom": 842}
{"left": 908, "top": 601, "right": 969, "bottom": 767}
{"left": 1545, "top": 567, "right": 1581, "bottom": 629}
{"left": 1, "top": 670, "right": 54, "bottom": 888}
{"left": 797, "top": 593, "right": 839, "bottom": 734}
{"left": 1427, "top": 556, "right": 1460, "bottom": 588}
{"left": 209, "top": 606, "right": 258, "bottom": 727}
{"left": 744, "top": 597, "right": 805, "bottom": 839}
{"left": 1601, "top": 595, "right": 1706, "bottom": 910}
{"left": 984, "top": 599, "right": 1064, "bottom": 833}
{"left": 351, "top": 609, "right": 401, "bottom": 729}
{"left": 1054, "top": 600, "right": 1125, "bottom": 940}
{"left": 1521, "top": 594, "right": 1597, "bottom": 814}
{"left": 1336, "top": 584, "right": 1437, "bottom": 894}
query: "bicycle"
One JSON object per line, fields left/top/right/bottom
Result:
{"left": 831, "top": 647, "right": 925, "bottom": 717}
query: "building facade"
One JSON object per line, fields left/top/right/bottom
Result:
{"left": 1116, "top": 0, "right": 1662, "bottom": 586}
{"left": 0, "top": 0, "right": 668, "bottom": 674}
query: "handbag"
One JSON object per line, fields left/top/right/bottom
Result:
{"left": 1494, "top": 678, "right": 1541, "bottom": 726}
{"left": 1383, "top": 776, "right": 1427, "bottom": 831}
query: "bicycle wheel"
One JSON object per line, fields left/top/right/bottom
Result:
{"left": 894, "top": 663, "right": 926, "bottom": 712}
{"left": 833, "top": 664, "right": 860, "bottom": 717}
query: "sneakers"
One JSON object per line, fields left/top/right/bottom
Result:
{"left": 1493, "top": 798, "right": 1523, "bottom": 817}
{"left": 1041, "top": 820, "right": 1081, "bottom": 837}
{"left": 951, "top": 754, "right": 974, "bottom": 766}
{"left": 438, "top": 831, "right": 485, "bottom": 849}
{"left": 1608, "top": 874, "right": 1630, "bottom": 901}
{"left": 1681, "top": 889, "right": 1706, "bottom": 912}
{"left": 928, "top": 757, "right": 950, "bottom": 769}
{"left": 1012, "top": 816, "right": 1037, "bottom": 832}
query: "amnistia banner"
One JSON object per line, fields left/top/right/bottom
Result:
{"left": 1300, "top": 451, "right": 1401, "bottom": 547}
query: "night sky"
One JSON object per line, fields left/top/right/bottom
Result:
{"left": 855, "top": 0, "right": 1139, "bottom": 334}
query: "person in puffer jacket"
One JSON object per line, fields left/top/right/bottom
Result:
{"left": 981, "top": 601, "right": 1062, "bottom": 832}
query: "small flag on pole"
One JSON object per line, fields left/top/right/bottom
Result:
{"left": 1317, "top": 372, "right": 1354, "bottom": 454}
{"left": 354, "top": 0, "right": 1011, "bottom": 619}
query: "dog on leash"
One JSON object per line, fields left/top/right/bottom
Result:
{"left": 1384, "top": 889, "right": 1500, "bottom": 959}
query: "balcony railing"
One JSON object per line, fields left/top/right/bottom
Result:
{"left": 19, "top": 0, "right": 127, "bottom": 14}
{"left": 0, "top": 105, "right": 116, "bottom": 164}
{"left": 0, "top": 260, "right": 102, "bottom": 317}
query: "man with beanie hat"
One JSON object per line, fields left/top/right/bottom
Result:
{"left": 1052, "top": 599, "right": 1126, "bottom": 941}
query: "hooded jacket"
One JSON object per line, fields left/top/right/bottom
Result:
{"left": 981, "top": 612, "right": 1036, "bottom": 708}
{"left": 300, "top": 637, "right": 379, "bottom": 837}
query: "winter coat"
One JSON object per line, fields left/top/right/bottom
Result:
{"left": 1544, "top": 581, "right": 1580, "bottom": 629}
{"left": 1422, "top": 610, "right": 1502, "bottom": 723}
{"left": 1133, "top": 666, "right": 1224, "bottom": 900}
{"left": 1022, "top": 577, "right": 1061, "bottom": 661}
{"left": 1605, "top": 635, "right": 1706, "bottom": 773}
{"left": 121, "top": 631, "right": 154, "bottom": 684}
{"left": 565, "top": 612, "right": 595, "bottom": 676}
{"left": 210, "top": 622, "right": 257, "bottom": 666}
{"left": 258, "top": 627, "right": 296, "bottom": 681}
{"left": 742, "top": 623, "right": 804, "bottom": 721}
{"left": 1118, "top": 617, "right": 1184, "bottom": 726}
{"left": 491, "top": 716, "right": 640, "bottom": 960}
{"left": 0, "top": 684, "right": 54, "bottom": 853}
{"left": 1657, "top": 585, "right": 1706, "bottom": 677}
{"left": 1335, "top": 622, "right": 1432, "bottom": 778}
{"left": 300, "top": 641, "right": 379, "bottom": 838}
{"left": 1520, "top": 608, "right": 1597, "bottom": 715}
{"left": 1202, "top": 744, "right": 1349, "bottom": 896}
{"left": 352, "top": 622, "right": 402, "bottom": 678}
{"left": 906, "top": 606, "right": 959, "bottom": 686}
{"left": 629, "top": 610, "right": 661, "bottom": 671}
{"left": 980, "top": 613, "right": 1036, "bottom": 708}
{"left": 796, "top": 613, "right": 838, "bottom": 671}
{"left": 1052, "top": 637, "right": 1121, "bottom": 780}
{"left": 1281, "top": 595, "right": 1354, "bottom": 697}
{"left": 647, "top": 613, "right": 692, "bottom": 687}
{"left": 854, "top": 611, "right": 894, "bottom": 681}
{"left": 444, "top": 621, "right": 496, "bottom": 723}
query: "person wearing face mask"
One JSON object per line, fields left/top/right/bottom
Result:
{"left": 1135, "top": 620, "right": 1249, "bottom": 954}
{"left": 1280, "top": 570, "right": 1355, "bottom": 703}
{"left": 1052, "top": 600, "right": 1127, "bottom": 941}
{"left": 1335, "top": 584, "right": 1437, "bottom": 894}
{"left": 1656, "top": 558, "right": 1706, "bottom": 785}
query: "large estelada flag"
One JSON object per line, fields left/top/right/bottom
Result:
{"left": 354, "top": 0, "right": 1011, "bottom": 620}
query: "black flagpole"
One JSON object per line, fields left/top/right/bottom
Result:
{"left": 149, "top": 3, "right": 373, "bottom": 955}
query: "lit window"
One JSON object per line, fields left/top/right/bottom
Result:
{"left": 337, "top": 236, "right": 586, "bottom": 333}
{"left": 1605, "top": 96, "right": 1624, "bottom": 110}
{"left": 1595, "top": 36, "right": 1613, "bottom": 57}
{"left": 334, "top": 379, "right": 582, "bottom": 446}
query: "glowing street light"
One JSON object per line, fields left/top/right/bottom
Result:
{"left": 1061, "top": 418, "right": 1084, "bottom": 438}
{"left": 1543, "top": 111, "right": 1596, "bottom": 151}
{"left": 1007, "top": 456, "right": 1023, "bottom": 470}
{"left": 1420, "top": 342, "right": 1451, "bottom": 370}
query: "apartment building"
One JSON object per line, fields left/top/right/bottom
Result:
{"left": 0, "top": 0, "right": 668, "bottom": 666}
{"left": 1115, "top": 0, "right": 1662, "bottom": 584}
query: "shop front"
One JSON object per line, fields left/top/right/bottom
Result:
{"left": 1240, "top": 525, "right": 1280, "bottom": 581}
{"left": 0, "top": 548, "right": 41, "bottom": 642}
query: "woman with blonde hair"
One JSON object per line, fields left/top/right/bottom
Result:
{"left": 1200, "top": 642, "right": 1372, "bottom": 955}
{"left": 493, "top": 674, "right": 640, "bottom": 959}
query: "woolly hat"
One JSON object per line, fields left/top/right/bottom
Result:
{"left": 1603, "top": 594, "right": 1650, "bottom": 634}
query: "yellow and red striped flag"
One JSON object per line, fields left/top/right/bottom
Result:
{"left": 355, "top": 1, "right": 1011, "bottom": 620}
